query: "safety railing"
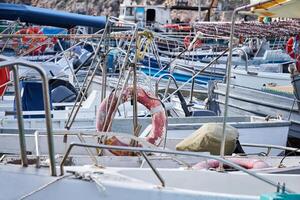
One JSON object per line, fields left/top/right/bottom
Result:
{"left": 0, "top": 55, "right": 56, "bottom": 176}
{"left": 232, "top": 47, "right": 248, "bottom": 72}
{"left": 64, "top": 16, "right": 138, "bottom": 130}
{"left": 60, "top": 142, "right": 294, "bottom": 193}
{"left": 161, "top": 48, "right": 229, "bottom": 104}
{"left": 170, "top": 65, "right": 196, "bottom": 103}
{"left": 155, "top": 74, "right": 190, "bottom": 117}
{"left": 241, "top": 143, "right": 300, "bottom": 156}
{"left": 64, "top": 22, "right": 110, "bottom": 130}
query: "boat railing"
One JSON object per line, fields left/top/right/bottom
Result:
{"left": 170, "top": 65, "right": 196, "bottom": 103}
{"left": 232, "top": 47, "right": 248, "bottom": 72}
{"left": 155, "top": 74, "right": 191, "bottom": 117}
{"left": 65, "top": 17, "right": 137, "bottom": 130}
{"left": 0, "top": 21, "right": 19, "bottom": 52}
{"left": 241, "top": 143, "right": 300, "bottom": 156}
{"left": 271, "top": 37, "right": 288, "bottom": 50}
{"left": 60, "top": 142, "right": 294, "bottom": 193}
{"left": 161, "top": 48, "right": 229, "bottom": 104}
{"left": 44, "top": 29, "right": 104, "bottom": 64}
{"left": 158, "top": 31, "right": 192, "bottom": 40}
{"left": 0, "top": 55, "right": 56, "bottom": 176}
{"left": 153, "top": 35, "right": 183, "bottom": 54}
{"left": 33, "top": 130, "right": 191, "bottom": 168}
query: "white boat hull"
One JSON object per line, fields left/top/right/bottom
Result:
{"left": 0, "top": 164, "right": 299, "bottom": 200}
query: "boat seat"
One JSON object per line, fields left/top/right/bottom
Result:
{"left": 51, "top": 85, "right": 76, "bottom": 103}
{"left": 192, "top": 110, "right": 216, "bottom": 117}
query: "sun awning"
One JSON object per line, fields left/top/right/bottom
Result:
{"left": 250, "top": 0, "right": 300, "bottom": 18}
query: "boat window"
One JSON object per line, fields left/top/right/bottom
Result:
{"left": 176, "top": 0, "right": 188, "bottom": 6}
{"left": 146, "top": 9, "right": 155, "bottom": 22}
{"left": 125, "top": 7, "right": 135, "bottom": 16}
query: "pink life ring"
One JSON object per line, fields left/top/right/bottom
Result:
{"left": 193, "top": 158, "right": 269, "bottom": 170}
{"left": 96, "top": 86, "right": 167, "bottom": 156}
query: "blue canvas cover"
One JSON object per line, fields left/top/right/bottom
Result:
{"left": 0, "top": 3, "right": 106, "bottom": 29}
{"left": 42, "top": 27, "right": 67, "bottom": 35}
{"left": 106, "top": 49, "right": 120, "bottom": 73}
{"left": 14, "top": 81, "right": 53, "bottom": 118}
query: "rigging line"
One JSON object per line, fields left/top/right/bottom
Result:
{"left": 19, "top": 174, "right": 72, "bottom": 200}
{"left": 288, "top": 97, "right": 296, "bottom": 121}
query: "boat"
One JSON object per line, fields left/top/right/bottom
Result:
{"left": 1, "top": 1, "right": 300, "bottom": 199}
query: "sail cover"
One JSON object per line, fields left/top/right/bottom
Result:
{"left": 0, "top": 3, "right": 106, "bottom": 29}
{"left": 250, "top": 0, "right": 300, "bottom": 18}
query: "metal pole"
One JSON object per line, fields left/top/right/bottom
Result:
{"left": 219, "top": 0, "right": 274, "bottom": 170}
{"left": 12, "top": 66, "right": 28, "bottom": 167}
{"left": 101, "top": 18, "right": 109, "bottom": 101}
{"left": 65, "top": 60, "right": 103, "bottom": 129}
{"left": 232, "top": 48, "right": 248, "bottom": 72}
{"left": 0, "top": 58, "right": 57, "bottom": 176}
{"left": 140, "top": 152, "right": 165, "bottom": 187}
{"left": 198, "top": 0, "right": 202, "bottom": 21}
{"left": 32, "top": 63, "right": 56, "bottom": 176}
{"left": 0, "top": 57, "right": 28, "bottom": 166}
{"left": 102, "top": 25, "right": 139, "bottom": 131}
{"left": 0, "top": 60, "right": 28, "bottom": 167}
{"left": 101, "top": 55, "right": 107, "bottom": 102}
{"left": 64, "top": 23, "right": 109, "bottom": 130}
{"left": 57, "top": 40, "right": 81, "bottom": 89}
{"left": 171, "top": 65, "right": 196, "bottom": 104}
{"left": 101, "top": 55, "right": 107, "bottom": 101}
{"left": 105, "top": 68, "right": 133, "bottom": 131}
{"left": 219, "top": 9, "right": 237, "bottom": 171}
{"left": 132, "top": 62, "right": 139, "bottom": 137}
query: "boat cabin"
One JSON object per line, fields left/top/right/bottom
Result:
{"left": 119, "top": 3, "right": 171, "bottom": 27}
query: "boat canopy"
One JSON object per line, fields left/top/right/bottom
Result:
{"left": 0, "top": 3, "right": 106, "bottom": 29}
{"left": 15, "top": 81, "right": 53, "bottom": 118}
{"left": 250, "top": 0, "right": 300, "bottom": 18}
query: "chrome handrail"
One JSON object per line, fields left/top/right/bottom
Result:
{"left": 0, "top": 57, "right": 27, "bottom": 167}
{"left": 241, "top": 143, "right": 300, "bottom": 156}
{"left": 155, "top": 74, "right": 190, "bottom": 117}
{"left": 162, "top": 48, "right": 229, "bottom": 103}
{"left": 0, "top": 55, "right": 56, "bottom": 176}
{"left": 60, "top": 142, "right": 293, "bottom": 193}
{"left": 171, "top": 65, "right": 196, "bottom": 103}
{"left": 232, "top": 47, "right": 248, "bottom": 72}
{"left": 155, "top": 74, "right": 180, "bottom": 97}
